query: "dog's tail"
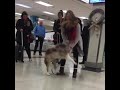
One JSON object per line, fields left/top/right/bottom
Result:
{"left": 66, "top": 54, "right": 77, "bottom": 65}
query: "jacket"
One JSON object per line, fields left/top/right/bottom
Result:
{"left": 53, "top": 18, "right": 64, "bottom": 33}
{"left": 61, "top": 23, "right": 83, "bottom": 56}
{"left": 16, "top": 18, "right": 33, "bottom": 44}
{"left": 34, "top": 25, "right": 46, "bottom": 38}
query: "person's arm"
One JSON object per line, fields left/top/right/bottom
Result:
{"left": 61, "top": 27, "right": 68, "bottom": 44}
{"left": 16, "top": 19, "right": 22, "bottom": 31}
{"left": 43, "top": 27, "right": 46, "bottom": 38}
{"left": 53, "top": 20, "right": 57, "bottom": 32}
{"left": 29, "top": 20, "right": 33, "bottom": 32}
{"left": 54, "top": 20, "right": 60, "bottom": 34}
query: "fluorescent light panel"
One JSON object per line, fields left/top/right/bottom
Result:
{"left": 63, "top": 10, "right": 67, "bottom": 13}
{"left": 15, "top": 3, "right": 31, "bottom": 8}
{"left": 38, "top": 18, "right": 44, "bottom": 20}
{"left": 35, "top": 1, "right": 53, "bottom": 7}
{"left": 43, "top": 11, "right": 55, "bottom": 15}
{"left": 81, "top": 0, "right": 89, "bottom": 3}
{"left": 79, "top": 17, "right": 88, "bottom": 19}
{"left": 15, "top": 13, "right": 21, "bottom": 15}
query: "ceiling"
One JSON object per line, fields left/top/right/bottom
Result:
{"left": 15, "top": 0, "right": 104, "bottom": 30}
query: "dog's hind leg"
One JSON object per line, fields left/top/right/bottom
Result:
{"left": 51, "top": 61, "right": 57, "bottom": 74}
{"left": 44, "top": 58, "right": 50, "bottom": 75}
{"left": 46, "top": 66, "right": 50, "bottom": 76}
{"left": 66, "top": 54, "right": 77, "bottom": 65}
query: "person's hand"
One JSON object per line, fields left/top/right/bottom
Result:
{"left": 20, "top": 29, "right": 23, "bottom": 32}
{"left": 27, "top": 35, "right": 29, "bottom": 37}
{"left": 74, "top": 62, "right": 77, "bottom": 65}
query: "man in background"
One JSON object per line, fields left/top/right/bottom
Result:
{"left": 33, "top": 20, "right": 46, "bottom": 56}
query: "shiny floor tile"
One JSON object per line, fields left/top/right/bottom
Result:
{"left": 15, "top": 52, "right": 105, "bottom": 90}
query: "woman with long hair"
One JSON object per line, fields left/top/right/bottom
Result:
{"left": 61, "top": 10, "right": 83, "bottom": 78}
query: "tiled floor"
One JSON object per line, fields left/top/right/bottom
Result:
{"left": 15, "top": 52, "right": 105, "bottom": 90}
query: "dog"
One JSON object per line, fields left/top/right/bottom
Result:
{"left": 44, "top": 44, "right": 77, "bottom": 75}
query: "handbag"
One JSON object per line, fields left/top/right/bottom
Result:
{"left": 28, "top": 33, "right": 35, "bottom": 43}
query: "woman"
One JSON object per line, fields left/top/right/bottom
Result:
{"left": 16, "top": 11, "right": 33, "bottom": 62}
{"left": 61, "top": 10, "right": 83, "bottom": 78}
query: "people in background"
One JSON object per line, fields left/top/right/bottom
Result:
{"left": 53, "top": 10, "right": 64, "bottom": 44}
{"left": 16, "top": 11, "right": 33, "bottom": 62}
{"left": 79, "top": 19, "right": 90, "bottom": 64}
{"left": 33, "top": 20, "right": 46, "bottom": 56}
{"left": 61, "top": 10, "right": 83, "bottom": 78}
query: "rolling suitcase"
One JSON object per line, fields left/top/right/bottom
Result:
{"left": 15, "top": 31, "right": 24, "bottom": 62}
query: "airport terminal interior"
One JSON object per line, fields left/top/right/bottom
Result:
{"left": 15, "top": 0, "right": 105, "bottom": 90}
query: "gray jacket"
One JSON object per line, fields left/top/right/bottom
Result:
{"left": 61, "top": 23, "right": 83, "bottom": 56}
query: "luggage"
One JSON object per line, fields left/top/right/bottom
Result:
{"left": 28, "top": 33, "right": 35, "bottom": 43}
{"left": 15, "top": 31, "right": 24, "bottom": 62}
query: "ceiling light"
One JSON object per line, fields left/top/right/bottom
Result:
{"left": 43, "top": 11, "right": 55, "bottom": 15}
{"left": 35, "top": 1, "right": 53, "bottom": 7}
{"left": 15, "top": 3, "right": 31, "bottom": 8}
{"left": 63, "top": 10, "right": 67, "bottom": 13}
{"left": 15, "top": 13, "right": 21, "bottom": 16}
{"left": 81, "top": 0, "right": 89, "bottom": 3}
{"left": 38, "top": 18, "right": 44, "bottom": 20}
{"left": 50, "top": 21, "right": 54, "bottom": 23}
{"left": 79, "top": 17, "right": 88, "bottom": 19}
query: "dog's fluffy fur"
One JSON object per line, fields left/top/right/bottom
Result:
{"left": 44, "top": 44, "right": 77, "bottom": 75}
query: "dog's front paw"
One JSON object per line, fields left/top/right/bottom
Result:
{"left": 46, "top": 72, "right": 50, "bottom": 76}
